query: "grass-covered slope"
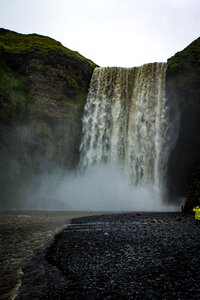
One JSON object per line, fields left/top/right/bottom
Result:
{"left": 0, "top": 28, "right": 96, "bottom": 65}
{"left": 167, "top": 37, "right": 200, "bottom": 75}
{"left": 0, "top": 28, "right": 97, "bottom": 208}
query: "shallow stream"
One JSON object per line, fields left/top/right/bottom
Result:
{"left": 0, "top": 210, "right": 96, "bottom": 300}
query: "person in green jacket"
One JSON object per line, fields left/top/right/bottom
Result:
{"left": 193, "top": 206, "right": 200, "bottom": 226}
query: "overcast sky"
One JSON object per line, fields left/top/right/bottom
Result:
{"left": 0, "top": 0, "right": 199, "bottom": 67}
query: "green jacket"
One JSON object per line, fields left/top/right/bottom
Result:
{"left": 193, "top": 206, "right": 200, "bottom": 220}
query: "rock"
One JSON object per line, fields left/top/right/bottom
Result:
{"left": 166, "top": 37, "right": 200, "bottom": 204}
{"left": 152, "top": 218, "right": 159, "bottom": 223}
{"left": 176, "top": 216, "right": 183, "bottom": 222}
{"left": 0, "top": 28, "right": 97, "bottom": 207}
{"left": 151, "top": 218, "right": 165, "bottom": 224}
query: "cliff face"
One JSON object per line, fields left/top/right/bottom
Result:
{"left": 166, "top": 37, "right": 200, "bottom": 208}
{"left": 0, "top": 28, "right": 97, "bottom": 207}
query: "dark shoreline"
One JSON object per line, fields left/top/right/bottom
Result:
{"left": 16, "top": 212, "right": 200, "bottom": 300}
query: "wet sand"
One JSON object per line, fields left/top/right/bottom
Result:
{"left": 15, "top": 212, "right": 200, "bottom": 300}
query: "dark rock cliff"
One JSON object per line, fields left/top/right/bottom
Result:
{"left": 0, "top": 28, "right": 97, "bottom": 207}
{"left": 166, "top": 37, "right": 200, "bottom": 208}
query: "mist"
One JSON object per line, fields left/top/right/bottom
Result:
{"left": 20, "top": 164, "right": 180, "bottom": 212}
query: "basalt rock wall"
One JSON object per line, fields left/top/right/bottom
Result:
{"left": 0, "top": 28, "right": 96, "bottom": 207}
{"left": 166, "top": 37, "right": 200, "bottom": 208}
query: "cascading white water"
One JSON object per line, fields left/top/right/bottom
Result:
{"left": 80, "top": 63, "right": 169, "bottom": 201}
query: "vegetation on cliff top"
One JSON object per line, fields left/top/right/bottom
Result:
{"left": 167, "top": 37, "right": 200, "bottom": 75}
{"left": 0, "top": 28, "right": 96, "bottom": 68}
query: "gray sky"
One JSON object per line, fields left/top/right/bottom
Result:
{"left": 0, "top": 0, "right": 199, "bottom": 67}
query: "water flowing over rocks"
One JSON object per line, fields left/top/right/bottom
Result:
{"left": 80, "top": 64, "right": 169, "bottom": 194}
{"left": 16, "top": 213, "right": 200, "bottom": 300}
{"left": 79, "top": 64, "right": 172, "bottom": 210}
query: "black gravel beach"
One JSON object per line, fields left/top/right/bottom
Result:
{"left": 16, "top": 212, "right": 200, "bottom": 300}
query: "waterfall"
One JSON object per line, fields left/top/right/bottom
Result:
{"left": 80, "top": 63, "right": 169, "bottom": 201}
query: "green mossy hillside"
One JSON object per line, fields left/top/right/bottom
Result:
{"left": 0, "top": 28, "right": 97, "bottom": 125}
{"left": 167, "top": 37, "right": 200, "bottom": 72}
{"left": 0, "top": 28, "right": 96, "bottom": 68}
{"left": 0, "top": 60, "right": 30, "bottom": 123}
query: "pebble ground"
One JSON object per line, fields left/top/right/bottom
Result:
{"left": 17, "top": 212, "right": 200, "bottom": 300}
